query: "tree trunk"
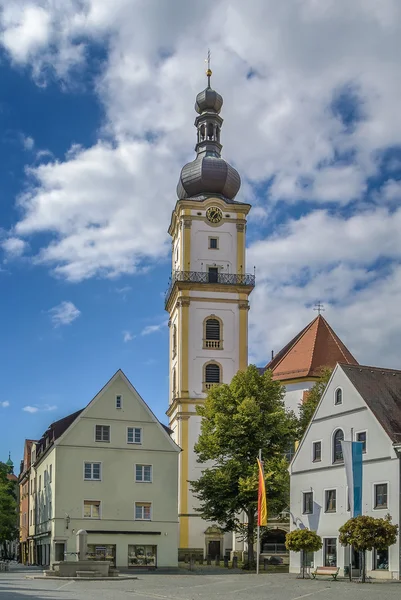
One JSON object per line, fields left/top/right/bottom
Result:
{"left": 302, "top": 550, "right": 306, "bottom": 579}
{"left": 246, "top": 510, "right": 255, "bottom": 567}
{"left": 361, "top": 550, "right": 366, "bottom": 583}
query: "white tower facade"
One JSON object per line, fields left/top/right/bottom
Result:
{"left": 165, "top": 71, "right": 254, "bottom": 555}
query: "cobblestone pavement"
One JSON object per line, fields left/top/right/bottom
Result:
{"left": 1, "top": 567, "right": 401, "bottom": 600}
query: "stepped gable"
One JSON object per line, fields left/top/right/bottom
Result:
{"left": 264, "top": 315, "right": 358, "bottom": 381}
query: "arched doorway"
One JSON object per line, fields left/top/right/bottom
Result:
{"left": 261, "top": 528, "right": 287, "bottom": 555}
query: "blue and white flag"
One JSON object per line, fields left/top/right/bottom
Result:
{"left": 341, "top": 441, "right": 363, "bottom": 517}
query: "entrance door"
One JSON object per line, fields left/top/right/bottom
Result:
{"left": 208, "top": 267, "right": 219, "bottom": 283}
{"left": 208, "top": 540, "right": 221, "bottom": 560}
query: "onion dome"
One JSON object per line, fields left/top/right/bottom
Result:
{"left": 195, "top": 87, "right": 223, "bottom": 114}
{"left": 177, "top": 65, "right": 241, "bottom": 201}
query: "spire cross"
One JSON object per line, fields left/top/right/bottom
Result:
{"left": 314, "top": 302, "right": 325, "bottom": 315}
{"left": 205, "top": 48, "right": 212, "bottom": 86}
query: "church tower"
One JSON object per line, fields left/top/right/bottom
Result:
{"left": 165, "top": 66, "right": 255, "bottom": 554}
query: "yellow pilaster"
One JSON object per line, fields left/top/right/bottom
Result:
{"left": 182, "top": 208, "right": 192, "bottom": 271}
{"left": 179, "top": 415, "right": 189, "bottom": 548}
{"left": 179, "top": 294, "right": 190, "bottom": 397}
{"left": 236, "top": 215, "right": 245, "bottom": 274}
{"left": 239, "top": 294, "right": 249, "bottom": 371}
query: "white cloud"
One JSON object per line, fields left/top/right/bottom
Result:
{"left": 1, "top": 237, "right": 27, "bottom": 258}
{"left": 23, "top": 404, "right": 57, "bottom": 414}
{"left": 49, "top": 301, "right": 81, "bottom": 327}
{"left": 1, "top": 401, "right": 10, "bottom": 408}
{"left": 2, "top": 1, "right": 401, "bottom": 369}
{"left": 22, "top": 135, "right": 34, "bottom": 151}
{"left": 123, "top": 330, "right": 135, "bottom": 342}
{"left": 141, "top": 321, "right": 168, "bottom": 336}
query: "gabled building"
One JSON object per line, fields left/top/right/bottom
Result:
{"left": 263, "top": 314, "right": 358, "bottom": 414}
{"left": 27, "top": 370, "right": 180, "bottom": 569}
{"left": 290, "top": 363, "right": 401, "bottom": 579}
{"left": 18, "top": 442, "right": 36, "bottom": 564}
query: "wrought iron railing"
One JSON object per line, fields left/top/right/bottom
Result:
{"left": 165, "top": 270, "right": 255, "bottom": 306}
{"left": 261, "top": 543, "right": 288, "bottom": 554}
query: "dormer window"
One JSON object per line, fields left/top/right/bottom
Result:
{"left": 334, "top": 388, "right": 342, "bottom": 405}
{"left": 116, "top": 395, "right": 122, "bottom": 409}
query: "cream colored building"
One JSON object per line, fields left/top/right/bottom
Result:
{"left": 27, "top": 370, "right": 179, "bottom": 568}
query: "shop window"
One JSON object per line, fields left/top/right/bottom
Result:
{"left": 128, "top": 545, "right": 157, "bottom": 567}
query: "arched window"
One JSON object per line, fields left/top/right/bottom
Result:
{"left": 172, "top": 324, "right": 177, "bottom": 357}
{"left": 204, "top": 316, "right": 223, "bottom": 349}
{"left": 204, "top": 362, "right": 221, "bottom": 390}
{"left": 333, "top": 429, "right": 344, "bottom": 463}
{"left": 335, "top": 388, "right": 342, "bottom": 405}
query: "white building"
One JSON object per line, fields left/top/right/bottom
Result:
{"left": 290, "top": 363, "right": 401, "bottom": 579}
{"left": 27, "top": 370, "right": 180, "bottom": 569}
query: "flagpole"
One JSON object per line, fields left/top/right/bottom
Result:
{"left": 256, "top": 448, "right": 261, "bottom": 575}
{"left": 349, "top": 428, "right": 353, "bottom": 582}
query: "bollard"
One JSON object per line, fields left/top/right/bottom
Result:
{"left": 264, "top": 558, "right": 269, "bottom": 571}
{"left": 190, "top": 555, "right": 195, "bottom": 571}
{"left": 232, "top": 556, "right": 238, "bottom": 568}
{"left": 224, "top": 556, "right": 229, "bottom": 568}
{"left": 215, "top": 556, "right": 220, "bottom": 566}
{"left": 207, "top": 555, "right": 211, "bottom": 565}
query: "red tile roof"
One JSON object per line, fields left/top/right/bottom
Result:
{"left": 264, "top": 315, "right": 358, "bottom": 381}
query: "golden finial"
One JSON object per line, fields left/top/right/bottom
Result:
{"left": 205, "top": 49, "right": 212, "bottom": 86}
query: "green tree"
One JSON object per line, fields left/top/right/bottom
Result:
{"left": 190, "top": 365, "right": 297, "bottom": 566}
{"left": 339, "top": 515, "right": 398, "bottom": 582}
{"left": 0, "top": 462, "right": 18, "bottom": 559}
{"left": 297, "top": 367, "right": 332, "bottom": 438}
{"left": 285, "top": 529, "right": 322, "bottom": 578}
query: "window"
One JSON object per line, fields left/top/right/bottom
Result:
{"left": 135, "top": 502, "right": 151, "bottom": 520}
{"left": 302, "top": 491, "right": 313, "bottom": 514}
{"left": 209, "top": 237, "right": 218, "bottom": 249}
{"left": 312, "top": 441, "right": 322, "bottom": 462}
{"left": 373, "top": 548, "right": 389, "bottom": 570}
{"left": 333, "top": 429, "right": 344, "bottom": 463}
{"left": 324, "top": 538, "right": 337, "bottom": 567}
{"left": 135, "top": 464, "right": 152, "bottom": 483}
{"left": 204, "top": 317, "right": 222, "bottom": 349}
{"left": 95, "top": 425, "right": 110, "bottom": 442}
{"left": 374, "top": 483, "right": 388, "bottom": 509}
{"left": 84, "top": 500, "right": 101, "bottom": 519}
{"left": 127, "top": 427, "right": 142, "bottom": 444}
{"left": 208, "top": 267, "right": 219, "bottom": 283}
{"left": 128, "top": 545, "right": 157, "bottom": 567}
{"left": 356, "top": 431, "right": 367, "bottom": 453}
{"left": 334, "top": 388, "right": 342, "bottom": 405}
{"left": 39, "top": 475, "right": 41, "bottom": 491}
{"left": 204, "top": 362, "right": 221, "bottom": 390}
{"left": 49, "top": 464, "right": 52, "bottom": 482}
{"left": 84, "top": 462, "right": 101, "bottom": 481}
{"left": 325, "top": 489, "right": 336, "bottom": 513}
{"left": 116, "top": 395, "right": 122, "bottom": 409}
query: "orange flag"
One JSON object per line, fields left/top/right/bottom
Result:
{"left": 257, "top": 457, "right": 267, "bottom": 526}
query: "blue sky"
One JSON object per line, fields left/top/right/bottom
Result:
{"left": 1, "top": 0, "right": 401, "bottom": 470}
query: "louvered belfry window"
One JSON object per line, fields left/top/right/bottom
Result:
{"left": 206, "top": 318, "right": 220, "bottom": 340}
{"left": 205, "top": 363, "right": 220, "bottom": 384}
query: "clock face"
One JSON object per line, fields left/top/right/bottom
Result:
{"left": 206, "top": 207, "right": 223, "bottom": 224}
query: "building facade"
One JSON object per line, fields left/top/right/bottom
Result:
{"left": 23, "top": 370, "right": 179, "bottom": 568}
{"left": 165, "top": 69, "right": 255, "bottom": 556}
{"left": 290, "top": 364, "right": 401, "bottom": 579}
{"left": 18, "top": 442, "right": 36, "bottom": 564}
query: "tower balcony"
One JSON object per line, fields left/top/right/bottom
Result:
{"left": 165, "top": 270, "right": 256, "bottom": 309}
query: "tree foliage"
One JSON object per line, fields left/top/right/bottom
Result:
{"left": 285, "top": 528, "right": 323, "bottom": 553}
{"left": 190, "top": 365, "right": 297, "bottom": 565}
{"left": 297, "top": 367, "right": 332, "bottom": 438}
{"left": 0, "top": 462, "right": 18, "bottom": 556}
{"left": 339, "top": 515, "right": 398, "bottom": 582}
